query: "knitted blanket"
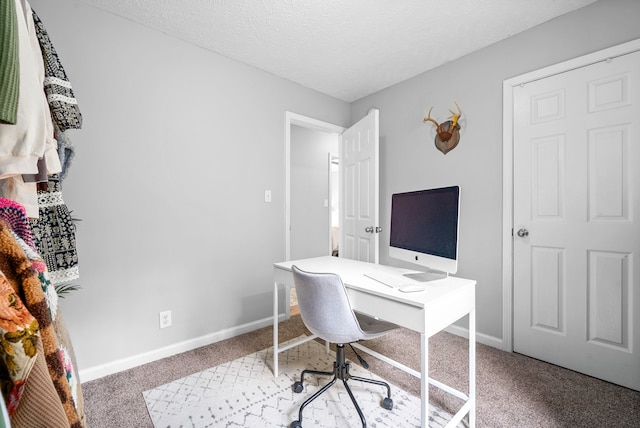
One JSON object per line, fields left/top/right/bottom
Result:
{"left": 0, "top": 220, "right": 85, "bottom": 427}
{"left": 0, "top": 272, "right": 39, "bottom": 414}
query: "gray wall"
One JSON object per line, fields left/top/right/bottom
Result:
{"left": 30, "top": 0, "right": 350, "bottom": 373}
{"left": 290, "top": 126, "right": 338, "bottom": 260}
{"left": 351, "top": 0, "right": 640, "bottom": 340}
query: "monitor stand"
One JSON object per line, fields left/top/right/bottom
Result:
{"left": 403, "top": 269, "right": 448, "bottom": 282}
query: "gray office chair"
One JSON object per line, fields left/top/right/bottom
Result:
{"left": 290, "top": 265, "right": 400, "bottom": 428}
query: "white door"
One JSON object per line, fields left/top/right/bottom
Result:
{"left": 513, "top": 51, "right": 640, "bottom": 391}
{"left": 340, "top": 109, "right": 380, "bottom": 263}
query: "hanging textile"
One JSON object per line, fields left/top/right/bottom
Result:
{"left": 0, "top": 198, "right": 36, "bottom": 250}
{"left": 0, "top": 0, "right": 61, "bottom": 218}
{"left": 0, "top": 3, "right": 86, "bottom": 425}
{"left": 32, "top": 7, "right": 81, "bottom": 182}
{"left": 28, "top": 175, "right": 79, "bottom": 285}
{"left": 0, "top": 0, "right": 61, "bottom": 178}
{"left": 26, "top": 7, "right": 81, "bottom": 284}
{"left": 55, "top": 126, "right": 75, "bottom": 182}
{"left": 0, "top": 271, "right": 39, "bottom": 415}
{"left": 31, "top": 8, "right": 82, "bottom": 133}
{"left": 0, "top": 217, "right": 85, "bottom": 427}
{"left": 0, "top": 0, "right": 20, "bottom": 125}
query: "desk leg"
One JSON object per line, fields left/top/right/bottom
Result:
{"left": 469, "top": 309, "right": 476, "bottom": 428}
{"left": 421, "top": 333, "right": 428, "bottom": 428}
{"left": 273, "top": 280, "right": 279, "bottom": 378}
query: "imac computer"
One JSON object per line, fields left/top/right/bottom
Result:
{"left": 389, "top": 185, "right": 460, "bottom": 282}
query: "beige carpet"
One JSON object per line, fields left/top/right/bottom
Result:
{"left": 143, "top": 337, "right": 461, "bottom": 427}
{"left": 81, "top": 314, "right": 640, "bottom": 428}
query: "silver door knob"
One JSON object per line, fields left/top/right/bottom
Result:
{"left": 365, "top": 226, "right": 374, "bottom": 233}
{"left": 517, "top": 228, "right": 529, "bottom": 237}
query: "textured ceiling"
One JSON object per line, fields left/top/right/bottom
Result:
{"left": 79, "top": 0, "right": 597, "bottom": 102}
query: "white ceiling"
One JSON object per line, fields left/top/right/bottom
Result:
{"left": 79, "top": 0, "right": 597, "bottom": 102}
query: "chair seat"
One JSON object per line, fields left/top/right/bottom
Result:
{"left": 354, "top": 311, "right": 399, "bottom": 340}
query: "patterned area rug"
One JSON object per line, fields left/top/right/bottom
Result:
{"left": 143, "top": 337, "right": 458, "bottom": 427}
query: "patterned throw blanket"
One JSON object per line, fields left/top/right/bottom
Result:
{"left": 0, "top": 216, "right": 85, "bottom": 427}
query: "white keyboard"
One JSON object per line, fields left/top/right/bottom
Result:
{"left": 363, "top": 271, "right": 420, "bottom": 289}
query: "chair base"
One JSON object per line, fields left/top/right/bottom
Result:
{"left": 290, "top": 344, "right": 393, "bottom": 428}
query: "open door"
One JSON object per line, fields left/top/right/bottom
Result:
{"left": 339, "top": 109, "right": 380, "bottom": 263}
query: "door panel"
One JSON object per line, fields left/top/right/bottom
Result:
{"left": 513, "top": 51, "right": 640, "bottom": 391}
{"left": 531, "top": 246, "right": 563, "bottom": 333}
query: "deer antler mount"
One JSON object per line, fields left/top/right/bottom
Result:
{"left": 423, "top": 102, "right": 462, "bottom": 154}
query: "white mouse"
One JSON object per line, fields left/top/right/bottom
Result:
{"left": 399, "top": 283, "right": 425, "bottom": 293}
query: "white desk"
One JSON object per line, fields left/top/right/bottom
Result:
{"left": 273, "top": 256, "right": 476, "bottom": 428}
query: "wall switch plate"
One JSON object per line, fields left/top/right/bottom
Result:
{"left": 159, "top": 310, "right": 172, "bottom": 328}
{"left": 264, "top": 190, "right": 272, "bottom": 203}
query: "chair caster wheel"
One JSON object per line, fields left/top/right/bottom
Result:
{"left": 293, "top": 381, "right": 304, "bottom": 393}
{"left": 290, "top": 420, "right": 302, "bottom": 428}
{"left": 382, "top": 397, "right": 393, "bottom": 410}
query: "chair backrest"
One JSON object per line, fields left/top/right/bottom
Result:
{"left": 292, "top": 265, "right": 364, "bottom": 344}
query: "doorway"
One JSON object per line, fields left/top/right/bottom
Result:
{"left": 285, "top": 113, "right": 345, "bottom": 314}
{"left": 285, "top": 112, "right": 345, "bottom": 261}
{"left": 290, "top": 125, "right": 339, "bottom": 260}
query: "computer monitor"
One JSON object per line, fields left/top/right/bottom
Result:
{"left": 389, "top": 185, "right": 460, "bottom": 281}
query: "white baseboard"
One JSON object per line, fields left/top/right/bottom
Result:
{"left": 444, "top": 324, "right": 503, "bottom": 350}
{"left": 79, "top": 315, "right": 287, "bottom": 382}
{"left": 80, "top": 315, "right": 501, "bottom": 383}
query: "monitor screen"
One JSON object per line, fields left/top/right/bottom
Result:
{"left": 389, "top": 186, "right": 460, "bottom": 277}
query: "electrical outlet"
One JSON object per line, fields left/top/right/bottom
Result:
{"left": 159, "top": 310, "right": 172, "bottom": 328}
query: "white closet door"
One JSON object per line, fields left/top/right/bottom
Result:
{"left": 513, "top": 50, "right": 640, "bottom": 391}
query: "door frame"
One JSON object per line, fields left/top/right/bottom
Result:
{"left": 285, "top": 111, "right": 345, "bottom": 261}
{"left": 328, "top": 153, "right": 339, "bottom": 255}
{"left": 501, "top": 38, "right": 640, "bottom": 352}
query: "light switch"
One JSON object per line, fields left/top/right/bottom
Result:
{"left": 264, "top": 190, "right": 272, "bottom": 203}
